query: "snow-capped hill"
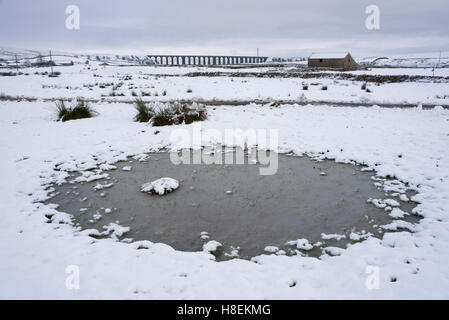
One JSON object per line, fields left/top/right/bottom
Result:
{"left": 0, "top": 47, "right": 156, "bottom": 68}
{"left": 359, "top": 52, "right": 449, "bottom": 68}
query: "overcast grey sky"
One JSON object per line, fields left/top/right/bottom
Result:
{"left": 0, "top": 0, "right": 448, "bottom": 57}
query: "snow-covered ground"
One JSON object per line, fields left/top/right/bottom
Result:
{"left": 325, "top": 67, "right": 449, "bottom": 77}
{"left": 1, "top": 98, "right": 449, "bottom": 299}
{"left": 1, "top": 64, "right": 449, "bottom": 105}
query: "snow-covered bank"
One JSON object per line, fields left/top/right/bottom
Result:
{"left": 0, "top": 100, "right": 449, "bottom": 299}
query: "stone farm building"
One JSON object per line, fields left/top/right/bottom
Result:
{"left": 308, "top": 52, "right": 358, "bottom": 71}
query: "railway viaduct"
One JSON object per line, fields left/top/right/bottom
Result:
{"left": 146, "top": 55, "right": 268, "bottom": 66}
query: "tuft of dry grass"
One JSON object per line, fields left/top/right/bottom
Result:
{"left": 133, "top": 100, "right": 207, "bottom": 126}
{"left": 0, "top": 72, "right": 17, "bottom": 77}
{"left": 48, "top": 71, "right": 61, "bottom": 78}
{"left": 56, "top": 98, "right": 97, "bottom": 122}
{"left": 134, "top": 98, "right": 155, "bottom": 122}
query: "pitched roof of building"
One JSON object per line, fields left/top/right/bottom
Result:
{"left": 309, "top": 52, "right": 349, "bottom": 59}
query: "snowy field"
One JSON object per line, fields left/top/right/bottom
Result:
{"left": 1, "top": 61, "right": 449, "bottom": 299}
{"left": 1, "top": 64, "right": 449, "bottom": 106}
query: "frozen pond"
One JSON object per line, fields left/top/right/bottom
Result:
{"left": 47, "top": 148, "right": 419, "bottom": 260}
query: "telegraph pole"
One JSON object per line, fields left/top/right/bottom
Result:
{"left": 433, "top": 51, "right": 442, "bottom": 77}
{"left": 15, "top": 55, "right": 19, "bottom": 73}
{"left": 49, "top": 50, "right": 54, "bottom": 74}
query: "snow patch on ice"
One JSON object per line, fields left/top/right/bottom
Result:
{"left": 389, "top": 208, "right": 409, "bottom": 219}
{"left": 141, "top": 177, "right": 180, "bottom": 195}
{"left": 286, "top": 239, "right": 313, "bottom": 251}
{"left": 74, "top": 171, "right": 108, "bottom": 183}
{"left": 264, "top": 246, "right": 279, "bottom": 253}
{"left": 321, "top": 233, "right": 346, "bottom": 241}
{"left": 203, "top": 240, "right": 222, "bottom": 254}
{"left": 102, "top": 223, "right": 130, "bottom": 240}
{"left": 94, "top": 182, "right": 114, "bottom": 191}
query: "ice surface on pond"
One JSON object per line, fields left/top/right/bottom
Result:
{"left": 47, "top": 149, "right": 420, "bottom": 260}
